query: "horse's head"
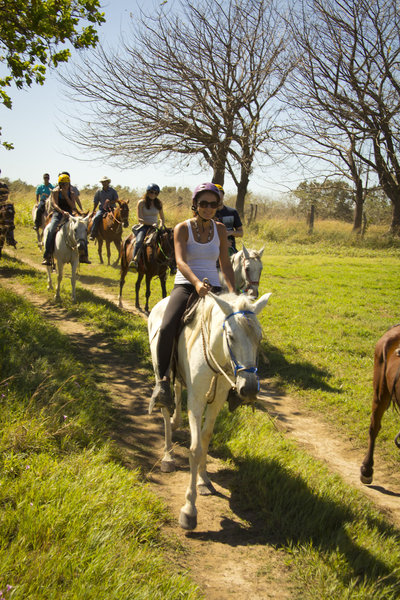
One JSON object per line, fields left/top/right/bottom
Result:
{"left": 157, "top": 227, "right": 176, "bottom": 269}
{"left": 235, "top": 244, "right": 264, "bottom": 299}
{"left": 70, "top": 214, "right": 89, "bottom": 258}
{"left": 209, "top": 291, "right": 271, "bottom": 398}
{"left": 118, "top": 200, "right": 130, "bottom": 228}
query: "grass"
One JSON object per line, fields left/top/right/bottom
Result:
{"left": 0, "top": 287, "right": 200, "bottom": 599}
{"left": 2, "top": 191, "right": 400, "bottom": 598}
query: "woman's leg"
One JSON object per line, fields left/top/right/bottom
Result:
{"left": 149, "top": 285, "right": 194, "bottom": 413}
{"left": 43, "top": 212, "right": 62, "bottom": 261}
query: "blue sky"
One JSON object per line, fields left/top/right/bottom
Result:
{"left": 0, "top": 0, "right": 294, "bottom": 196}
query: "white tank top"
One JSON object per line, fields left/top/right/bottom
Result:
{"left": 175, "top": 219, "right": 220, "bottom": 287}
{"left": 141, "top": 202, "right": 159, "bottom": 225}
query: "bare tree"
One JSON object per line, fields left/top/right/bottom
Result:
{"left": 283, "top": 0, "right": 400, "bottom": 233}
{"left": 61, "top": 0, "right": 291, "bottom": 215}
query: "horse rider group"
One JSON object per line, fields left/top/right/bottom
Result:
{"left": 3, "top": 170, "right": 249, "bottom": 412}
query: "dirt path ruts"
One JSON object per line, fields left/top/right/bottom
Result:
{"left": 2, "top": 255, "right": 400, "bottom": 598}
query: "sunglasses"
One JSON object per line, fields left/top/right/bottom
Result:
{"left": 198, "top": 200, "right": 219, "bottom": 209}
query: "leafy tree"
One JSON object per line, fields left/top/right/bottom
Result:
{"left": 0, "top": 0, "right": 105, "bottom": 148}
{"left": 293, "top": 180, "right": 354, "bottom": 222}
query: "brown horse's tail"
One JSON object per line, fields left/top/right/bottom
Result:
{"left": 120, "top": 233, "right": 134, "bottom": 270}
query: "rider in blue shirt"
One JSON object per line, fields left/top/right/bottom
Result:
{"left": 35, "top": 173, "right": 54, "bottom": 230}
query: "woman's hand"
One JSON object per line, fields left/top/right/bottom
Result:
{"left": 195, "top": 279, "right": 211, "bottom": 297}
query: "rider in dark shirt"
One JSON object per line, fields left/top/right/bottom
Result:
{"left": 214, "top": 184, "right": 243, "bottom": 255}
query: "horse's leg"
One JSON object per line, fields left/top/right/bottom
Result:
{"left": 106, "top": 241, "right": 111, "bottom": 266}
{"left": 70, "top": 258, "right": 78, "bottom": 302}
{"left": 171, "top": 379, "right": 182, "bottom": 432}
{"left": 112, "top": 239, "right": 121, "bottom": 267}
{"left": 98, "top": 238, "right": 103, "bottom": 264}
{"left": 179, "top": 399, "right": 203, "bottom": 530}
{"left": 160, "top": 268, "right": 167, "bottom": 299}
{"left": 144, "top": 273, "right": 152, "bottom": 314}
{"left": 360, "top": 352, "right": 391, "bottom": 484}
{"left": 118, "top": 239, "right": 132, "bottom": 308}
{"left": 197, "top": 383, "right": 228, "bottom": 495}
{"left": 55, "top": 260, "right": 63, "bottom": 301}
{"left": 135, "top": 273, "right": 144, "bottom": 309}
{"left": 46, "top": 264, "right": 53, "bottom": 291}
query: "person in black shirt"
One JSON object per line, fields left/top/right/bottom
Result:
{"left": 42, "top": 173, "right": 79, "bottom": 265}
{"left": 214, "top": 184, "right": 243, "bottom": 255}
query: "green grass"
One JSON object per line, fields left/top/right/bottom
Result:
{"left": 0, "top": 287, "right": 200, "bottom": 599}
{"left": 3, "top": 199, "right": 400, "bottom": 598}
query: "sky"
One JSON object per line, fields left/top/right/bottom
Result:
{"left": 0, "top": 0, "right": 297, "bottom": 197}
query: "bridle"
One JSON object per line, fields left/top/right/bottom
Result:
{"left": 241, "top": 256, "right": 261, "bottom": 293}
{"left": 200, "top": 301, "right": 259, "bottom": 393}
{"left": 156, "top": 228, "right": 174, "bottom": 265}
{"left": 63, "top": 217, "right": 87, "bottom": 253}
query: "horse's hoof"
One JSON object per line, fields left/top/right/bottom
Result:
{"left": 198, "top": 481, "right": 217, "bottom": 496}
{"left": 179, "top": 510, "right": 197, "bottom": 530}
{"left": 161, "top": 460, "right": 176, "bottom": 473}
{"left": 360, "top": 468, "right": 373, "bottom": 485}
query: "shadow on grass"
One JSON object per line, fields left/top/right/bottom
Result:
{"left": 259, "top": 340, "right": 342, "bottom": 394}
{"left": 188, "top": 452, "right": 400, "bottom": 592}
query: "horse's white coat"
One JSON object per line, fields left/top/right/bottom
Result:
{"left": 221, "top": 244, "right": 264, "bottom": 298}
{"left": 44, "top": 214, "right": 90, "bottom": 302}
{"left": 148, "top": 290, "right": 271, "bottom": 530}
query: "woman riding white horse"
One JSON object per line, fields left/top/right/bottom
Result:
{"left": 44, "top": 213, "right": 90, "bottom": 302}
{"left": 148, "top": 182, "right": 236, "bottom": 415}
{"left": 148, "top": 272, "right": 272, "bottom": 530}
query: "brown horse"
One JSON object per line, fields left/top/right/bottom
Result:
{"left": 88, "top": 200, "right": 130, "bottom": 266}
{"left": 360, "top": 324, "right": 400, "bottom": 484}
{"left": 118, "top": 226, "right": 175, "bottom": 314}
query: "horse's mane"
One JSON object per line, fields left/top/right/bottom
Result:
{"left": 185, "top": 292, "right": 260, "bottom": 354}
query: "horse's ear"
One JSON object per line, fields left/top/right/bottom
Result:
{"left": 242, "top": 244, "right": 249, "bottom": 259}
{"left": 252, "top": 292, "right": 272, "bottom": 315}
{"left": 208, "top": 292, "right": 234, "bottom": 316}
{"left": 258, "top": 246, "right": 265, "bottom": 258}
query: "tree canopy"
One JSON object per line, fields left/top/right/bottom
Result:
{"left": 0, "top": 0, "right": 105, "bottom": 147}
{"left": 61, "top": 0, "right": 291, "bottom": 215}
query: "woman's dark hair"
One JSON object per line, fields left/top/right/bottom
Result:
{"left": 144, "top": 193, "right": 162, "bottom": 211}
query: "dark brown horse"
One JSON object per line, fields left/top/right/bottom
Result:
{"left": 360, "top": 324, "right": 400, "bottom": 484}
{"left": 88, "top": 200, "right": 130, "bottom": 266}
{"left": 118, "top": 226, "right": 175, "bottom": 314}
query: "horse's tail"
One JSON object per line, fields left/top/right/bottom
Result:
{"left": 120, "top": 234, "right": 134, "bottom": 270}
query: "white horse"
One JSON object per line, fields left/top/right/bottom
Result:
{"left": 32, "top": 197, "right": 52, "bottom": 248}
{"left": 148, "top": 290, "right": 271, "bottom": 530}
{"left": 220, "top": 244, "right": 264, "bottom": 298}
{"left": 44, "top": 214, "right": 90, "bottom": 302}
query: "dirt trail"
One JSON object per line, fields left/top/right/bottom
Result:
{"left": 2, "top": 257, "right": 400, "bottom": 598}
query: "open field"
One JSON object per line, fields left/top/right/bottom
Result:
{"left": 1, "top": 191, "right": 400, "bottom": 598}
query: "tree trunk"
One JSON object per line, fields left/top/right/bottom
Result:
{"left": 352, "top": 178, "right": 364, "bottom": 233}
{"left": 352, "top": 198, "right": 364, "bottom": 233}
{"left": 390, "top": 198, "right": 400, "bottom": 236}
{"left": 235, "top": 173, "right": 249, "bottom": 217}
{"left": 308, "top": 203, "right": 315, "bottom": 233}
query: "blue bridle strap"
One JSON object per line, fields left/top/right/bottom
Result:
{"left": 223, "top": 310, "right": 259, "bottom": 386}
